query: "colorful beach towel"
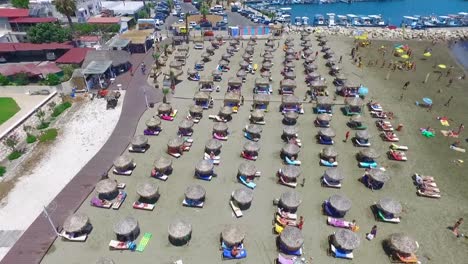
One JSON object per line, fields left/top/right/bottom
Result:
{"left": 136, "top": 233, "right": 152, "bottom": 252}
{"left": 437, "top": 117, "right": 450, "bottom": 126}
{"left": 440, "top": 130, "right": 458, "bottom": 138}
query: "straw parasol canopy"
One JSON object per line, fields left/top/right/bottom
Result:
{"left": 350, "top": 115, "right": 363, "bottom": 122}
{"left": 322, "top": 45, "right": 330, "bottom": 51}
{"left": 232, "top": 188, "right": 254, "bottom": 208}
{"left": 242, "top": 53, "right": 251, "bottom": 60}
{"left": 319, "top": 128, "right": 336, "bottom": 137}
{"left": 264, "top": 53, "right": 274, "bottom": 59}
{"left": 303, "top": 48, "right": 313, "bottom": 56}
{"left": 324, "top": 167, "right": 345, "bottom": 181}
{"left": 304, "top": 56, "right": 315, "bottom": 63}
{"left": 169, "top": 60, "right": 182, "bottom": 68}
{"left": 179, "top": 119, "right": 194, "bottom": 130}
{"left": 213, "top": 122, "right": 228, "bottom": 132}
{"left": 221, "top": 225, "right": 245, "bottom": 247}
{"left": 212, "top": 69, "right": 222, "bottom": 76}
{"left": 131, "top": 135, "right": 148, "bottom": 148}
{"left": 329, "top": 194, "right": 352, "bottom": 213}
{"left": 378, "top": 197, "right": 402, "bottom": 215}
{"left": 327, "top": 57, "right": 337, "bottom": 65}
{"left": 325, "top": 50, "right": 335, "bottom": 56}
{"left": 261, "top": 71, "right": 271, "bottom": 78}
{"left": 194, "top": 91, "right": 209, "bottom": 100}
{"left": 310, "top": 80, "right": 326, "bottom": 88}
{"left": 331, "top": 65, "right": 341, "bottom": 72}
{"left": 282, "top": 143, "right": 300, "bottom": 156}
{"left": 285, "top": 48, "right": 295, "bottom": 55}
{"left": 254, "top": 94, "right": 270, "bottom": 103}
{"left": 285, "top": 61, "right": 295, "bottom": 68}
{"left": 237, "top": 69, "right": 247, "bottom": 78}
{"left": 335, "top": 73, "right": 347, "bottom": 80}
{"left": 226, "top": 46, "right": 235, "bottom": 53}
{"left": 285, "top": 36, "right": 294, "bottom": 42}
{"left": 283, "top": 125, "right": 299, "bottom": 136}
{"left": 220, "top": 106, "right": 233, "bottom": 116}
{"left": 195, "top": 160, "right": 214, "bottom": 174}
{"left": 265, "top": 40, "right": 275, "bottom": 47}
{"left": 113, "top": 155, "right": 133, "bottom": 170}
{"left": 279, "top": 190, "right": 301, "bottom": 210}
{"left": 222, "top": 53, "right": 231, "bottom": 60}
{"left": 389, "top": 233, "right": 418, "bottom": 254}
{"left": 359, "top": 148, "right": 380, "bottom": 159}
{"left": 229, "top": 40, "right": 238, "bottom": 46}
{"left": 187, "top": 69, "right": 197, "bottom": 75}
{"left": 146, "top": 117, "right": 161, "bottom": 128}
{"left": 356, "top": 130, "right": 371, "bottom": 140}
{"left": 243, "top": 141, "right": 260, "bottom": 152}
{"left": 262, "top": 61, "right": 272, "bottom": 69}
{"left": 189, "top": 104, "right": 203, "bottom": 115}
{"left": 168, "top": 219, "right": 192, "bottom": 242}
{"left": 280, "top": 226, "right": 304, "bottom": 251}
{"left": 316, "top": 96, "right": 332, "bottom": 105}
{"left": 250, "top": 109, "right": 264, "bottom": 120}
{"left": 322, "top": 146, "right": 338, "bottom": 157}
{"left": 284, "top": 111, "right": 299, "bottom": 120}
{"left": 201, "top": 51, "right": 210, "bottom": 58}
{"left": 245, "top": 45, "right": 254, "bottom": 54}
{"left": 96, "top": 179, "right": 118, "bottom": 198}
{"left": 280, "top": 165, "right": 301, "bottom": 180}
{"left": 137, "top": 182, "right": 159, "bottom": 199}
{"left": 305, "top": 63, "right": 318, "bottom": 71}
{"left": 239, "top": 60, "right": 249, "bottom": 68}
{"left": 285, "top": 54, "right": 295, "bottom": 61}
{"left": 333, "top": 229, "right": 360, "bottom": 251}
{"left": 307, "top": 72, "right": 321, "bottom": 80}
{"left": 185, "top": 184, "right": 206, "bottom": 200}
{"left": 154, "top": 156, "right": 172, "bottom": 170}
{"left": 368, "top": 169, "right": 390, "bottom": 183}
{"left": 317, "top": 113, "right": 332, "bottom": 122}
{"left": 168, "top": 137, "right": 184, "bottom": 148}
{"left": 224, "top": 92, "right": 240, "bottom": 102}
{"left": 245, "top": 124, "right": 262, "bottom": 134}
{"left": 158, "top": 103, "right": 172, "bottom": 113}
{"left": 345, "top": 97, "right": 364, "bottom": 107}
{"left": 205, "top": 138, "right": 222, "bottom": 152}
{"left": 238, "top": 162, "right": 257, "bottom": 176}
{"left": 265, "top": 47, "right": 275, "bottom": 53}
{"left": 63, "top": 212, "right": 89, "bottom": 233}
{"left": 228, "top": 77, "right": 243, "bottom": 85}
{"left": 96, "top": 257, "right": 114, "bottom": 264}
{"left": 284, "top": 71, "right": 296, "bottom": 79}
{"left": 113, "top": 216, "right": 139, "bottom": 240}
{"left": 206, "top": 46, "right": 215, "bottom": 52}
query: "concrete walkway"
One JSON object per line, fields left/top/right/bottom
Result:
{"left": 0, "top": 50, "right": 161, "bottom": 264}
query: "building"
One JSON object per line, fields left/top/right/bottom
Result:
{"left": 0, "top": 8, "right": 29, "bottom": 42}
{"left": 100, "top": 1, "right": 145, "bottom": 17}
{"left": 28, "top": 0, "right": 102, "bottom": 24}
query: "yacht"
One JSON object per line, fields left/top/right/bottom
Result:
{"left": 302, "top": 16, "right": 309, "bottom": 25}
{"left": 336, "top": 15, "right": 348, "bottom": 26}
{"left": 294, "top": 17, "right": 302, "bottom": 26}
{"left": 314, "top": 14, "right": 325, "bottom": 25}
{"left": 346, "top": 14, "right": 359, "bottom": 26}
{"left": 326, "top": 13, "right": 336, "bottom": 26}
{"left": 368, "top": 15, "right": 386, "bottom": 26}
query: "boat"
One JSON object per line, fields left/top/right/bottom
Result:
{"left": 368, "top": 15, "right": 386, "bottom": 26}
{"left": 294, "top": 16, "right": 302, "bottom": 26}
{"left": 336, "top": 15, "right": 348, "bottom": 26}
{"left": 326, "top": 13, "right": 336, "bottom": 26}
{"left": 358, "top": 16, "right": 372, "bottom": 26}
{"left": 302, "top": 16, "right": 309, "bottom": 25}
{"left": 402, "top": 16, "right": 423, "bottom": 29}
{"left": 346, "top": 14, "right": 359, "bottom": 26}
{"left": 314, "top": 14, "right": 325, "bottom": 25}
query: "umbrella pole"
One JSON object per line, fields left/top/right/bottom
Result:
{"left": 43, "top": 206, "right": 60, "bottom": 236}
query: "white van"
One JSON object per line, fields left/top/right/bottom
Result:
{"left": 210, "top": 5, "right": 223, "bottom": 12}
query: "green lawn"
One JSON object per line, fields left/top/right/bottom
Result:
{"left": 0, "top": 97, "right": 21, "bottom": 126}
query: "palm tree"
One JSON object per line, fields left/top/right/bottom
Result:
{"left": 163, "top": 44, "right": 169, "bottom": 57}
{"left": 167, "top": 0, "right": 174, "bottom": 11}
{"left": 54, "top": 0, "right": 76, "bottom": 29}
{"left": 162, "top": 88, "right": 170, "bottom": 103}
{"left": 185, "top": 13, "right": 189, "bottom": 44}
{"left": 200, "top": 2, "right": 209, "bottom": 21}
{"left": 169, "top": 70, "right": 176, "bottom": 91}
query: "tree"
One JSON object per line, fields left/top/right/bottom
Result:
{"left": 12, "top": 0, "right": 29, "bottom": 8}
{"left": 36, "top": 109, "right": 46, "bottom": 124}
{"left": 169, "top": 70, "right": 176, "bottom": 90}
{"left": 27, "top": 23, "right": 71, "bottom": 43}
{"left": 0, "top": 74, "right": 9, "bottom": 85}
{"left": 200, "top": 2, "right": 209, "bottom": 21}
{"left": 167, "top": 0, "right": 174, "bottom": 10}
{"left": 185, "top": 13, "right": 189, "bottom": 44}
{"left": 162, "top": 88, "right": 170, "bottom": 103}
{"left": 3, "top": 133, "right": 19, "bottom": 151}
{"left": 54, "top": 0, "right": 77, "bottom": 29}
{"left": 163, "top": 44, "right": 169, "bottom": 57}
{"left": 137, "top": 9, "right": 149, "bottom": 19}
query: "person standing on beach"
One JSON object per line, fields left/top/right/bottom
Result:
{"left": 399, "top": 93, "right": 404, "bottom": 101}
{"left": 447, "top": 66, "right": 453, "bottom": 77}
{"left": 315, "top": 51, "right": 319, "bottom": 57}
{"left": 452, "top": 218, "right": 463, "bottom": 237}
{"left": 344, "top": 131, "right": 350, "bottom": 142}
{"left": 447, "top": 78, "right": 453, "bottom": 87}
{"left": 458, "top": 124, "right": 464, "bottom": 134}
{"left": 339, "top": 55, "right": 343, "bottom": 63}
{"left": 403, "top": 81, "right": 410, "bottom": 90}
{"left": 366, "top": 225, "right": 377, "bottom": 240}
{"left": 444, "top": 96, "right": 454, "bottom": 107}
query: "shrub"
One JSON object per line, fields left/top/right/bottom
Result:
{"left": 0, "top": 74, "right": 9, "bottom": 85}
{"left": 45, "top": 73, "right": 61, "bottom": 86}
{"left": 8, "top": 151, "right": 22, "bottom": 161}
{"left": 0, "top": 166, "right": 6, "bottom": 176}
{"left": 3, "top": 133, "right": 19, "bottom": 151}
{"left": 36, "top": 122, "right": 50, "bottom": 130}
{"left": 39, "top": 128, "right": 58, "bottom": 142}
{"left": 26, "top": 133, "right": 37, "bottom": 144}
{"left": 51, "top": 101, "right": 72, "bottom": 117}
{"left": 11, "top": 72, "right": 29, "bottom": 85}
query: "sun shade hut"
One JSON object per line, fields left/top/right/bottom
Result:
{"left": 285, "top": 48, "right": 295, "bottom": 55}
{"left": 285, "top": 61, "right": 295, "bottom": 68}
{"left": 237, "top": 69, "right": 247, "bottom": 78}
{"left": 250, "top": 109, "right": 265, "bottom": 122}
{"left": 168, "top": 137, "right": 184, "bottom": 150}
{"left": 262, "top": 61, "right": 273, "bottom": 70}
{"left": 264, "top": 53, "right": 274, "bottom": 60}
{"left": 283, "top": 125, "right": 299, "bottom": 138}
{"left": 238, "top": 162, "right": 257, "bottom": 177}
{"left": 245, "top": 124, "right": 263, "bottom": 135}
{"left": 283, "top": 111, "right": 299, "bottom": 123}
{"left": 158, "top": 103, "right": 172, "bottom": 115}
{"left": 254, "top": 94, "right": 270, "bottom": 105}
{"left": 328, "top": 194, "right": 352, "bottom": 215}
{"left": 321, "top": 44, "right": 330, "bottom": 51}
{"left": 377, "top": 197, "right": 402, "bottom": 216}
{"left": 189, "top": 105, "right": 203, "bottom": 117}
{"left": 179, "top": 119, "right": 194, "bottom": 130}
{"left": 324, "top": 167, "right": 345, "bottom": 182}
{"left": 242, "top": 53, "right": 251, "bottom": 61}
{"left": 205, "top": 138, "right": 222, "bottom": 154}
{"left": 282, "top": 143, "right": 300, "bottom": 157}
{"left": 317, "top": 113, "right": 332, "bottom": 122}
{"left": 356, "top": 130, "right": 371, "bottom": 140}
{"left": 310, "top": 80, "right": 326, "bottom": 89}
{"left": 131, "top": 135, "right": 148, "bottom": 148}
{"left": 282, "top": 95, "right": 300, "bottom": 105}
{"left": 194, "top": 91, "right": 209, "bottom": 102}
{"left": 368, "top": 169, "right": 390, "bottom": 183}
{"left": 280, "top": 226, "right": 304, "bottom": 252}
{"left": 239, "top": 60, "right": 249, "bottom": 69}
{"left": 146, "top": 117, "right": 161, "bottom": 128}
{"left": 169, "top": 60, "right": 182, "bottom": 69}
{"left": 345, "top": 97, "right": 364, "bottom": 107}
{"left": 222, "top": 225, "right": 245, "bottom": 247}
{"left": 213, "top": 122, "right": 228, "bottom": 133}
{"left": 195, "top": 160, "right": 214, "bottom": 175}
{"left": 307, "top": 72, "right": 321, "bottom": 81}
{"left": 206, "top": 45, "right": 215, "bottom": 53}
{"left": 96, "top": 257, "right": 114, "bottom": 264}
{"left": 389, "top": 233, "right": 418, "bottom": 254}
{"left": 265, "top": 40, "right": 275, "bottom": 47}
{"left": 229, "top": 40, "right": 238, "bottom": 46}
{"left": 280, "top": 165, "right": 301, "bottom": 181}
{"left": 224, "top": 92, "right": 240, "bottom": 104}
{"left": 218, "top": 60, "right": 229, "bottom": 68}
{"left": 137, "top": 181, "right": 159, "bottom": 201}
{"left": 168, "top": 219, "right": 192, "bottom": 246}
{"left": 284, "top": 71, "right": 296, "bottom": 80}
{"left": 113, "top": 155, "right": 134, "bottom": 171}
{"left": 113, "top": 216, "right": 140, "bottom": 241}
{"left": 185, "top": 184, "right": 206, "bottom": 202}
{"left": 325, "top": 50, "right": 335, "bottom": 57}
{"left": 322, "top": 146, "right": 338, "bottom": 157}
{"left": 245, "top": 45, "right": 254, "bottom": 55}
{"left": 303, "top": 48, "right": 313, "bottom": 56}
{"left": 285, "top": 54, "right": 295, "bottom": 61}
{"left": 279, "top": 190, "right": 301, "bottom": 211}
{"left": 243, "top": 141, "right": 260, "bottom": 153}
{"left": 319, "top": 128, "right": 336, "bottom": 137}
{"left": 333, "top": 229, "right": 361, "bottom": 251}
{"left": 359, "top": 148, "right": 380, "bottom": 159}
{"left": 154, "top": 157, "right": 172, "bottom": 172}
{"left": 96, "top": 179, "right": 118, "bottom": 200}
{"left": 219, "top": 106, "right": 233, "bottom": 117}
{"left": 63, "top": 212, "right": 90, "bottom": 234}
{"left": 232, "top": 188, "right": 254, "bottom": 209}
{"left": 201, "top": 52, "right": 210, "bottom": 59}
{"left": 222, "top": 53, "right": 231, "bottom": 60}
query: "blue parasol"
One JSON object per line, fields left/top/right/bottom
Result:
{"left": 422, "top": 98, "right": 432, "bottom": 105}
{"left": 358, "top": 86, "right": 369, "bottom": 96}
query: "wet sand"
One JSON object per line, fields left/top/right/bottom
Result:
{"left": 42, "top": 34, "right": 467, "bottom": 264}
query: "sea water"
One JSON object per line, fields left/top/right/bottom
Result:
{"left": 451, "top": 41, "right": 468, "bottom": 69}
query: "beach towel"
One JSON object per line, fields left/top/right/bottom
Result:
{"left": 440, "top": 130, "right": 458, "bottom": 138}
{"left": 437, "top": 116, "right": 450, "bottom": 126}
{"left": 136, "top": 233, "right": 152, "bottom": 252}
{"left": 450, "top": 146, "right": 466, "bottom": 153}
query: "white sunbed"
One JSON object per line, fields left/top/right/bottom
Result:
{"left": 133, "top": 201, "right": 155, "bottom": 211}
{"left": 230, "top": 201, "right": 243, "bottom": 218}
{"left": 322, "top": 177, "right": 342, "bottom": 188}
{"left": 113, "top": 168, "right": 133, "bottom": 176}
{"left": 117, "top": 183, "right": 126, "bottom": 189}
{"left": 168, "top": 152, "right": 181, "bottom": 158}
{"left": 128, "top": 146, "right": 147, "bottom": 153}
{"left": 109, "top": 240, "right": 132, "bottom": 250}
{"left": 182, "top": 198, "right": 204, "bottom": 208}
{"left": 277, "top": 208, "right": 297, "bottom": 220}
{"left": 60, "top": 231, "right": 87, "bottom": 242}
{"left": 279, "top": 176, "right": 297, "bottom": 188}
{"left": 204, "top": 152, "right": 221, "bottom": 160}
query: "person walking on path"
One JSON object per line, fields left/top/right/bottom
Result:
{"left": 366, "top": 225, "right": 377, "bottom": 240}
{"left": 402, "top": 81, "right": 410, "bottom": 90}
{"left": 240, "top": 95, "right": 244, "bottom": 106}
{"left": 452, "top": 218, "right": 463, "bottom": 237}
{"left": 447, "top": 78, "right": 453, "bottom": 87}
{"left": 399, "top": 93, "right": 404, "bottom": 101}
{"left": 444, "top": 96, "right": 454, "bottom": 107}
{"left": 344, "top": 131, "right": 350, "bottom": 142}
{"left": 339, "top": 55, "right": 343, "bottom": 63}
{"left": 458, "top": 124, "right": 464, "bottom": 134}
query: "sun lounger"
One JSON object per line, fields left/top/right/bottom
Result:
{"left": 170, "top": 110, "right": 178, "bottom": 117}
{"left": 320, "top": 159, "right": 338, "bottom": 167}
{"left": 213, "top": 133, "right": 228, "bottom": 140}
{"left": 327, "top": 217, "right": 351, "bottom": 228}
{"left": 322, "top": 177, "right": 341, "bottom": 188}
{"left": 275, "top": 223, "right": 284, "bottom": 234}
{"left": 136, "top": 233, "right": 152, "bottom": 252}
{"left": 209, "top": 115, "right": 227, "bottom": 122}
{"left": 230, "top": 201, "right": 243, "bottom": 218}
{"left": 117, "top": 183, "right": 126, "bottom": 189}
{"left": 173, "top": 260, "right": 183, "bottom": 264}
{"left": 222, "top": 248, "right": 247, "bottom": 259}
{"left": 285, "top": 156, "right": 301, "bottom": 166}
{"left": 359, "top": 161, "right": 377, "bottom": 168}
{"left": 241, "top": 152, "right": 257, "bottom": 161}
{"left": 112, "top": 191, "right": 127, "bottom": 210}
{"left": 239, "top": 176, "right": 256, "bottom": 189}
{"left": 417, "top": 189, "right": 441, "bottom": 198}
{"left": 277, "top": 208, "right": 297, "bottom": 220}
{"left": 279, "top": 176, "right": 297, "bottom": 188}
{"left": 90, "top": 197, "right": 112, "bottom": 208}
{"left": 390, "top": 143, "right": 408, "bottom": 151}
{"left": 276, "top": 215, "right": 297, "bottom": 226}
{"left": 277, "top": 253, "right": 301, "bottom": 264}
{"left": 152, "top": 171, "right": 168, "bottom": 181}
{"left": 183, "top": 198, "right": 204, "bottom": 208}
{"left": 330, "top": 244, "right": 353, "bottom": 259}
{"left": 60, "top": 231, "right": 87, "bottom": 242}
{"left": 128, "top": 146, "right": 148, "bottom": 153}
{"left": 377, "top": 210, "right": 400, "bottom": 223}
{"left": 109, "top": 240, "right": 136, "bottom": 250}
{"left": 250, "top": 118, "right": 266, "bottom": 125}
{"left": 160, "top": 115, "right": 174, "bottom": 121}
{"left": 197, "top": 173, "right": 213, "bottom": 181}
{"left": 144, "top": 129, "right": 160, "bottom": 136}
{"left": 450, "top": 145, "right": 466, "bottom": 153}
{"left": 392, "top": 252, "right": 419, "bottom": 263}
{"left": 204, "top": 152, "right": 220, "bottom": 160}
{"left": 279, "top": 243, "right": 302, "bottom": 256}
{"left": 440, "top": 130, "right": 458, "bottom": 138}
{"left": 113, "top": 168, "right": 133, "bottom": 176}
{"left": 168, "top": 152, "right": 181, "bottom": 158}
{"left": 133, "top": 201, "right": 155, "bottom": 211}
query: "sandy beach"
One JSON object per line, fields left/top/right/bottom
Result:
{"left": 41, "top": 33, "right": 467, "bottom": 264}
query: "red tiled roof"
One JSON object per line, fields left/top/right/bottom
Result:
{"left": 0, "top": 43, "right": 73, "bottom": 52}
{"left": 9, "top": 17, "right": 58, "bottom": 23}
{"left": 0, "top": 62, "right": 62, "bottom": 76}
{"left": 0, "top": 8, "right": 29, "bottom": 18}
{"left": 78, "top": 35, "right": 101, "bottom": 42}
{"left": 0, "top": 43, "right": 16, "bottom": 52}
{"left": 56, "top": 48, "right": 92, "bottom": 64}
{"left": 87, "top": 17, "right": 120, "bottom": 24}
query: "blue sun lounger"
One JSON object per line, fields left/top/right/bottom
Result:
{"left": 239, "top": 176, "right": 256, "bottom": 189}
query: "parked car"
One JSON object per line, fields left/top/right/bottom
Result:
{"left": 189, "top": 21, "right": 197, "bottom": 27}
{"left": 199, "top": 21, "right": 212, "bottom": 28}
{"left": 204, "top": 30, "right": 214, "bottom": 36}
{"left": 194, "top": 42, "right": 204, "bottom": 49}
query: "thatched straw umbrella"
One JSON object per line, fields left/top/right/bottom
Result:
{"left": 254, "top": 94, "right": 270, "bottom": 104}
{"left": 285, "top": 61, "right": 295, "bottom": 68}
{"left": 239, "top": 60, "right": 249, "bottom": 69}
{"left": 305, "top": 63, "right": 318, "bottom": 72}
{"left": 304, "top": 56, "right": 315, "bottom": 63}
{"left": 262, "top": 61, "right": 272, "bottom": 69}
{"left": 243, "top": 141, "right": 260, "bottom": 153}
{"left": 283, "top": 126, "right": 299, "bottom": 137}
{"left": 283, "top": 112, "right": 299, "bottom": 122}
{"left": 377, "top": 197, "right": 402, "bottom": 215}
{"left": 319, "top": 128, "right": 336, "bottom": 137}
{"left": 187, "top": 68, "right": 197, "bottom": 75}
{"left": 237, "top": 69, "right": 247, "bottom": 78}
{"left": 242, "top": 53, "right": 251, "bottom": 61}
{"left": 307, "top": 72, "right": 321, "bottom": 81}
{"left": 205, "top": 138, "right": 222, "bottom": 153}
{"left": 325, "top": 50, "right": 335, "bottom": 57}
{"left": 264, "top": 53, "right": 274, "bottom": 60}
{"left": 194, "top": 91, "right": 209, "bottom": 101}
{"left": 368, "top": 169, "right": 390, "bottom": 184}
{"left": 329, "top": 194, "right": 352, "bottom": 214}
{"left": 327, "top": 57, "right": 337, "bottom": 66}
{"left": 96, "top": 257, "right": 114, "bottom": 264}
{"left": 113, "top": 216, "right": 140, "bottom": 241}
{"left": 285, "top": 54, "right": 295, "bottom": 61}
{"left": 229, "top": 40, "right": 238, "bottom": 46}
{"left": 63, "top": 212, "right": 90, "bottom": 234}
{"left": 285, "top": 36, "right": 294, "bottom": 42}
{"left": 96, "top": 179, "right": 118, "bottom": 200}
{"left": 359, "top": 148, "right": 380, "bottom": 159}
{"left": 316, "top": 96, "right": 332, "bottom": 106}
{"left": 206, "top": 45, "right": 215, "bottom": 53}
{"left": 201, "top": 52, "right": 210, "bottom": 59}
{"left": 265, "top": 40, "right": 275, "bottom": 47}
{"left": 303, "top": 49, "right": 313, "bottom": 56}
{"left": 245, "top": 45, "right": 254, "bottom": 54}
{"left": 226, "top": 46, "right": 235, "bottom": 53}
{"left": 282, "top": 143, "right": 300, "bottom": 157}
{"left": 324, "top": 167, "right": 345, "bottom": 182}
{"left": 113, "top": 155, "right": 134, "bottom": 171}
{"left": 154, "top": 157, "right": 172, "bottom": 172}
{"left": 195, "top": 160, "right": 214, "bottom": 175}
{"left": 232, "top": 188, "right": 254, "bottom": 209}
{"left": 221, "top": 225, "right": 245, "bottom": 247}
{"left": 222, "top": 53, "right": 231, "bottom": 60}
{"left": 279, "top": 190, "right": 301, "bottom": 211}
{"left": 245, "top": 124, "right": 262, "bottom": 134}
{"left": 317, "top": 113, "right": 332, "bottom": 122}
{"left": 131, "top": 135, "right": 148, "bottom": 148}
{"left": 168, "top": 219, "right": 192, "bottom": 246}
{"left": 280, "top": 165, "right": 301, "bottom": 180}
{"left": 333, "top": 229, "right": 361, "bottom": 251}
{"left": 137, "top": 182, "right": 159, "bottom": 200}
{"left": 345, "top": 97, "right": 364, "bottom": 107}
{"left": 146, "top": 117, "right": 161, "bottom": 128}
{"left": 285, "top": 48, "right": 295, "bottom": 55}
{"left": 310, "top": 80, "right": 326, "bottom": 89}
{"left": 238, "top": 162, "right": 257, "bottom": 177}
{"left": 168, "top": 137, "right": 184, "bottom": 149}
{"left": 250, "top": 109, "right": 265, "bottom": 122}
{"left": 189, "top": 105, "right": 203, "bottom": 116}
{"left": 321, "top": 44, "right": 330, "bottom": 51}
{"left": 322, "top": 146, "right": 338, "bottom": 158}
{"left": 179, "top": 119, "right": 194, "bottom": 130}
{"left": 158, "top": 103, "right": 172, "bottom": 115}
{"left": 356, "top": 130, "right": 371, "bottom": 140}
{"left": 169, "top": 60, "right": 182, "bottom": 69}
{"left": 185, "top": 184, "right": 206, "bottom": 201}
{"left": 224, "top": 92, "right": 240, "bottom": 103}
{"left": 280, "top": 226, "right": 304, "bottom": 251}
{"left": 389, "top": 233, "right": 418, "bottom": 254}
{"left": 261, "top": 70, "right": 271, "bottom": 78}
{"left": 219, "top": 106, "right": 233, "bottom": 116}
{"left": 213, "top": 122, "right": 228, "bottom": 133}
{"left": 284, "top": 71, "right": 296, "bottom": 80}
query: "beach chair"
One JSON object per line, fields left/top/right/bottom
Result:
{"left": 90, "top": 197, "right": 112, "bottom": 209}
{"left": 321, "top": 177, "right": 342, "bottom": 188}
{"left": 144, "top": 129, "right": 160, "bottom": 136}
{"left": 244, "top": 132, "right": 259, "bottom": 142}
{"left": 327, "top": 217, "right": 357, "bottom": 230}
{"left": 391, "top": 252, "right": 419, "bottom": 263}
{"left": 284, "top": 156, "right": 301, "bottom": 166}
{"left": 151, "top": 171, "right": 168, "bottom": 181}
{"left": 109, "top": 240, "right": 136, "bottom": 250}
{"left": 382, "top": 132, "right": 400, "bottom": 142}
{"left": 168, "top": 151, "right": 181, "bottom": 158}
{"left": 318, "top": 136, "right": 334, "bottom": 145}
{"left": 388, "top": 150, "right": 407, "bottom": 161}
{"left": 354, "top": 138, "right": 371, "bottom": 147}
{"left": 320, "top": 159, "right": 338, "bottom": 167}
{"left": 239, "top": 176, "right": 256, "bottom": 189}
{"left": 222, "top": 248, "right": 247, "bottom": 259}
{"left": 117, "top": 183, "right": 126, "bottom": 189}
{"left": 213, "top": 132, "right": 228, "bottom": 141}
{"left": 209, "top": 115, "right": 227, "bottom": 122}
{"left": 112, "top": 191, "right": 127, "bottom": 210}
{"left": 330, "top": 244, "right": 354, "bottom": 259}
{"left": 277, "top": 208, "right": 297, "bottom": 220}
{"left": 390, "top": 143, "right": 408, "bottom": 151}
{"left": 377, "top": 209, "right": 400, "bottom": 223}
{"left": 133, "top": 201, "right": 155, "bottom": 211}
{"left": 128, "top": 145, "right": 148, "bottom": 153}
{"left": 230, "top": 201, "right": 243, "bottom": 218}
{"left": 183, "top": 198, "right": 204, "bottom": 208}
{"left": 60, "top": 231, "right": 87, "bottom": 242}
{"left": 417, "top": 189, "right": 441, "bottom": 198}
{"left": 279, "top": 176, "right": 297, "bottom": 188}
